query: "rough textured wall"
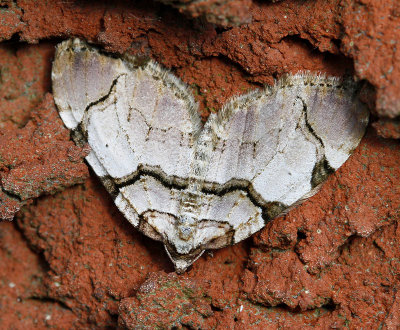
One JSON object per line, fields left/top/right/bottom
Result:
{"left": 156, "top": 0, "right": 253, "bottom": 26}
{"left": 0, "top": 0, "right": 399, "bottom": 328}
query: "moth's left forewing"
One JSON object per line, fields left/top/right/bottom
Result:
{"left": 300, "top": 76, "right": 369, "bottom": 169}
{"left": 199, "top": 74, "right": 368, "bottom": 248}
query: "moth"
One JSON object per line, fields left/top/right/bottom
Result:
{"left": 52, "top": 39, "right": 369, "bottom": 272}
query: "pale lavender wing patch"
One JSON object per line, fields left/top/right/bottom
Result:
{"left": 304, "top": 83, "right": 369, "bottom": 169}
{"left": 202, "top": 76, "right": 368, "bottom": 208}
{"left": 52, "top": 39, "right": 127, "bottom": 129}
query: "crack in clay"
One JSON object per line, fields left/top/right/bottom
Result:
{"left": 27, "top": 296, "right": 74, "bottom": 312}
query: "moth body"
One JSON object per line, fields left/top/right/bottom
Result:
{"left": 52, "top": 39, "right": 369, "bottom": 272}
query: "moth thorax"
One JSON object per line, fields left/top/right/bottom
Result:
{"left": 187, "top": 176, "right": 203, "bottom": 191}
{"left": 176, "top": 213, "right": 197, "bottom": 241}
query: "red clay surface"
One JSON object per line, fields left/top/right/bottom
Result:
{"left": 0, "top": 0, "right": 399, "bottom": 328}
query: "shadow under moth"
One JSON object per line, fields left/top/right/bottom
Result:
{"left": 52, "top": 39, "right": 369, "bottom": 272}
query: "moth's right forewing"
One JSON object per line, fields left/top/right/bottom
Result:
{"left": 52, "top": 38, "right": 128, "bottom": 130}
